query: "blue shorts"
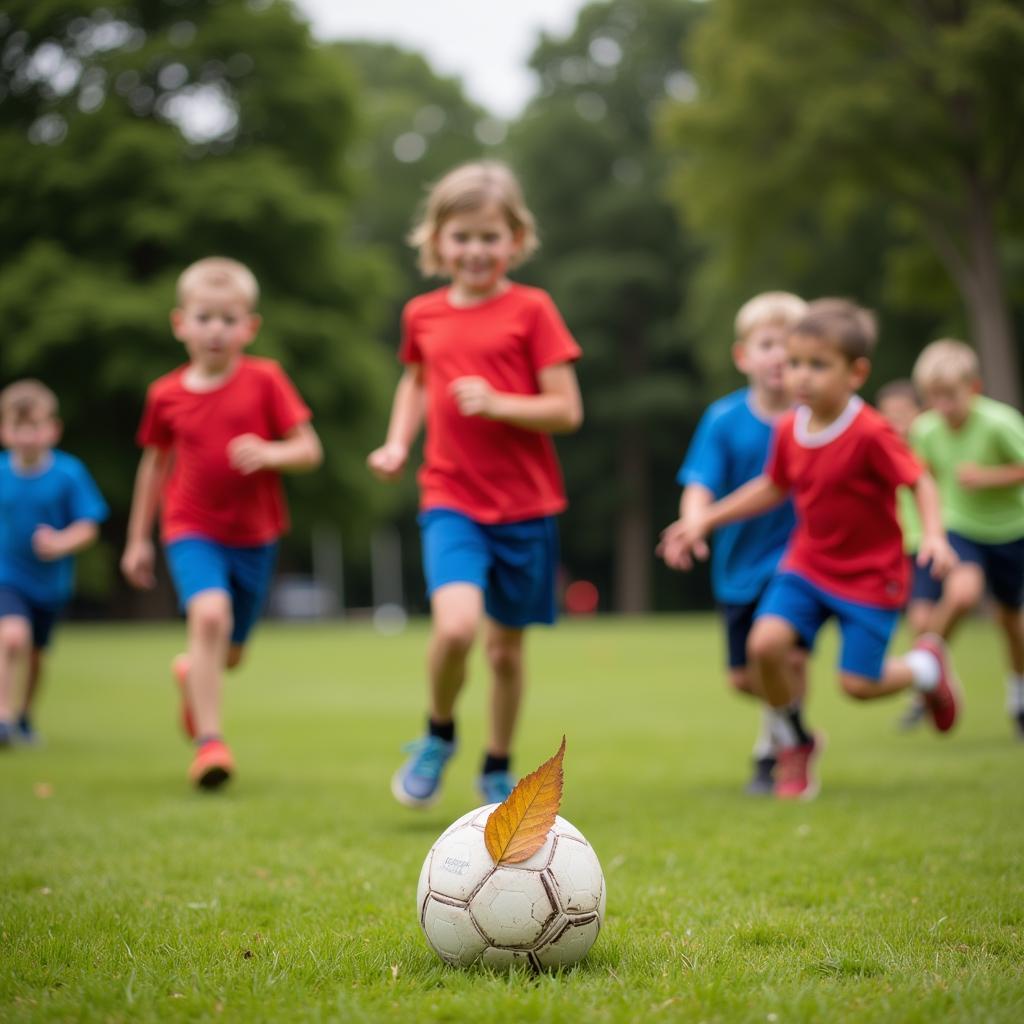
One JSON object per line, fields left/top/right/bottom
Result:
{"left": 948, "top": 531, "right": 1024, "bottom": 609}
{"left": 0, "top": 585, "right": 61, "bottom": 649}
{"left": 756, "top": 572, "right": 900, "bottom": 681}
{"left": 907, "top": 554, "right": 943, "bottom": 605}
{"left": 164, "top": 538, "right": 278, "bottom": 646}
{"left": 720, "top": 593, "right": 809, "bottom": 670}
{"left": 419, "top": 509, "right": 559, "bottom": 628}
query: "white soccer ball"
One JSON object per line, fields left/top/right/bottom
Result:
{"left": 416, "top": 803, "right": 606, "bottom": 970}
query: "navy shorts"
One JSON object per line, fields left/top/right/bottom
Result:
{"left": 419, "top": 509, "right": 559, "bottom": 628}
{"left": 948, "top": 531, "right": 1024, "bottom": 609}
{"left": 756, "top": 572, "right": 900, "bottom": 681}
{"left": 164, "top": 537, "right": 278, "bottom": 646}
{"left": 720, "top": 592, "right": 808, "bottom": 669}
{"left": 0, "top": 585, "right": 62, "bottom": 650}
{"left": 907, "top": 553, "right": 943, "bottom": 604}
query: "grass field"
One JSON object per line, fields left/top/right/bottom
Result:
{"left": 2, "top": 615, "right": 1022, "bottom": 1022}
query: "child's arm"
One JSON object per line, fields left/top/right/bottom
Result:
{"left": 674, "top": 483, "right": 714, "bottom": 567}
{"left": 32, "top": 520, "right": 100, "bottom": 561}
{"left": 911, "top": 471, "right": 958, "bottom": 578}
{"left": 227, "top": 422, "right": 323, "bottom": 476}
{"left": 956, "top": 462, "right": 1024, "bottom": 490}
{"left": 658, "top": 475, "right": 785, "bottom": 570}
{"left": 449, "top": 363, "right": 583, "bottom": 434}
{"left": 121, "top": 447, "right": 172, "bottom": 590}
{"left": 367, "top": 365, "right": 427, "bottom": 481}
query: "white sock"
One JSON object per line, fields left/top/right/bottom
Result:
{"left": 1007, "top": 673, "right": 1024, "bottom": 714}
{"left": 770, "top": 707, "right": 799, "bottom": 748}
{"left": 752, "top": 705, "right": 776, "bottom": 759}
{"left": 905, "top": 649, "right": 940, "bottom": 692}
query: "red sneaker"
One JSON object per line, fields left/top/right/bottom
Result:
{"left": 774, "top": 734, "right": 822, "bottom": 801}
{"left": 172, "top": 654, "right": 197, "bottom": 741}
{"left": 189, "top": 738, "right": 234, "bottom": 790}
{"left": 914, "top": 634, "right": 962, "bottom": 733}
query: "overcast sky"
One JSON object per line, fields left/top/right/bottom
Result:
{"left": 293, "top": 0, "right": 589, "bottom": 118}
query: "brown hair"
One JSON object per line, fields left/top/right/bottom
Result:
{"left": 876, "top": 378, "right": 920, "bottom": 407}
{"left": 794, "top": 298, "right": 877, "bottom": 362}
{"left": 0, "top": 378, "right": 58, "bottom": 423}
{"left": 408, "top": 161, "right": 539, "bottom": 277}
{"left": 176, "top": 256, "right": 259, "bottom": 309}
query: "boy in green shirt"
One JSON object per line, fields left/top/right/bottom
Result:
{"left": 911, "top": 340, "right": 1024, "bottom": 736}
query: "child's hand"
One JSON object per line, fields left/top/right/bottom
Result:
{"left": 656, "top": 517, "right": 710, "bottom": 571}
{"left": 32, "top": 525, "right": 67, "bottom": 561}
{"left": 956, "top": 463, "right": 988, "bottom": 490}
{"left": 917, "top": 534, "right": 958, "bottom": 580}
{"left": 121, "top": 539, "right": 156, "bottom": 589}
{"left": 450, "top": 376, "right": 497, "bottom": 419}
{"left": 367, "top": 442, "right": 408, "bottom": 481}
{"left": 228, "top": 433, "right": 274, "bottom": 475}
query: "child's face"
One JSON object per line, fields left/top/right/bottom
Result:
{"left": 435, "top": 202, "right": 522, "bottom": 299}
{"left": 786, "top": 332, "right": 869, "bottom": 417}
{"left": 1, "top": 410, "right": 60, "bottom": 463}
{"left": 734, "top": 322, "right": 790, "bottom": 396}
{"left": 878, "top": 393, "right": 920, "bottom": 440}
{"left": 171, "top": 285, "right": 260, "bottom": 375}
{"left": 921, "top": 379, "right": 976, "bottom": 428}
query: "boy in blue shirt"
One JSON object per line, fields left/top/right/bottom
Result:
{"left": 672, "top": 292, "right": 807, "bottom": 794}
{"left": 0, "top": 380, "right": 108, "bottom": 745}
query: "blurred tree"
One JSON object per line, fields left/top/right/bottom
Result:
{"left": 0, "top": 0, "right": 394, "bottom": 606}
{"left": 508, "top": 0, "right": 707, "bottom": 612}
{"left": 663, "top": 0, "right": 1024, "bottom": 406}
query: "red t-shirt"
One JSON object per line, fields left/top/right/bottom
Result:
{"left": 399, "top": 284, "right": 581, "bottom": 523}
{"left": 766, "top": 397, "right": 923, "bottom": 607}
{"left": 137, "top": 356, "right": 311, "bottom": 545}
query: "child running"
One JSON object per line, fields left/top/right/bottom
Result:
{"left": 0, "top": 380, "right": 108, "bottom": 746}
{"left": 121, "top": 257, "right": 322, "bottom": 789}
{"left": 660, "top": 299, "right": 960, "bottom": 800}
{"left": 673, "top": 292, "right": 807, "bottom": 795}
{"left": 367, "top": 161, "right": 583, "bottom": 808}
{"left": 909, "top": 340, "right": 1024, "bottom": 737}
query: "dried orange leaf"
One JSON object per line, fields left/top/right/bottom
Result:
{"left": 484, "top": 736, "right": 565, "bottom": 865}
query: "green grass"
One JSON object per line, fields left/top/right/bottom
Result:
{"left": 1, "top": 615, "right": 1022, "bottom": 1022}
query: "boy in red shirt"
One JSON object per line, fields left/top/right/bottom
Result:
{"left": 660, "top": 299, "right": 961, "bottom": 800}
{"left": 121, "top": 257, "right": 322, "bottom": 789}
{"left": 368, "top": 161, "right": 582, "bottom": 808}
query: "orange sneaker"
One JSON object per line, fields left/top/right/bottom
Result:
{"left": 172, "top": 654, "right": 197, "bottom": 741}
{"left": 774, "top": 734, "right": 822, "bottom": 801}
{"left": 189, "top": 738, "right": 234, "bottom": 790}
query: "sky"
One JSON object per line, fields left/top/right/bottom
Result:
{"left": 292, "top": 0, "right": 589, "bottom": 118}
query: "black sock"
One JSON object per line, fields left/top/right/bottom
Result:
{"left": 482, "top": 753, "right": 510, "bottom": 775}
{"left": 786, "top": 705, "right": 812, "bottom": 746}
{"left": 428, "top": 718, "right": 455, "bottom": 743}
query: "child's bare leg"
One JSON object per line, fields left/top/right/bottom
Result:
{"left": 728, "top": 667, "right": 758, "bottom": 696}
{"left": 185, "top": 590, "right": 232, "bottom": 738}
{"left": 995, "top": 603, "right": 1024, "bottom": 675}
{"left": 906, "top": 600, "right": 934, "bottom": 638}
{"left": 427, "top": 583, "right": 483, "bottom": 724}
{"left": 927, "top": 562, "right": 984, "bottom": 639}
{"left": 485, "top": 621, "right": 524, "bottom": 757}
{"left": 840, "top": 665, "right": 912, "bottom": 700}
{"left": 0, "top": 617, "right": 30, "bottom": 721}
{"left": 20, "top": 648, "right": 43, "bottom": 717}
{"left": 748, "top": 616, "right": 800, "bottom": 709}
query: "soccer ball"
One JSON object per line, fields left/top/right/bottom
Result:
{"left": 416, "top": 803, "right": 606, "bottom": 969}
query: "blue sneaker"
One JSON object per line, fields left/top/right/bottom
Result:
{"left": 391, "top": 735, "right": 455, "bottom": 807}
{"left": 478, "top": 770, "right": 515, "bottom": 804}
{"left": 0, "top": 721, "right": 13, "bottom": 749}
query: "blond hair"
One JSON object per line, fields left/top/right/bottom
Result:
{"left": 735, "top": 291, "right": 807, "bottom": 341}
{"left": 912, "top": 339, "right": 980, "bottom": 390}
{"left": 0, "top": 378, "right": 58, "bottom": 423}
{"left": 176, "top": 256, "right": 259, "bottom": 309}
{"left": 408, "top": 161, "right": 539, "bottom": 277}
{"left": 794, "top": 298, "right": 878, "bottom": 362}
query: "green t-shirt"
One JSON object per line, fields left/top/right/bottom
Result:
{"left": 910, "top": 395, "right": 1024, "bottom": 543}
{"left": 896, "top": 485, "right": 922, "bottom": 553}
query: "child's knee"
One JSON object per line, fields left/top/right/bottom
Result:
{"left": 747, "top": 621, "right": 793, "bottom": 664}
{"left": 0, "top": 618, "right": 31, "bottom": 657}
{"left": 434, "top": 615, "right": 478, "bottom": 654}
{"left": 839, "top": 673, "right": 875, "bottom": 700}
{"left": 486, "top": 633, "right": 523, "bottom": 677}
{"left": 188, "top": 593, "right": 233, "bottom": 641}
{"left": 945, "top": 566, "right": 984, "bottom": 611}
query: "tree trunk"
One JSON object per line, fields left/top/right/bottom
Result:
{"left": 614, "top": 426, "right": 650, "bottom": 614}
{"left": 958, "top": 181, "right": 1021, "bottom": 407}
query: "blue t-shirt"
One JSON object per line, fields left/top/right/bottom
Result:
{"left": 677, "top": 389, "right": 796, "bottom": 604}
{"left": 0, "top": 450, "right": 108, "bottom": 607}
